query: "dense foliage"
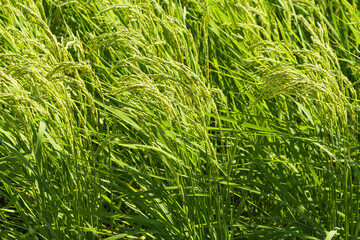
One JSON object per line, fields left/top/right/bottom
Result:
{"left": 0, "top": 0, "right": 359, "bottom": 239}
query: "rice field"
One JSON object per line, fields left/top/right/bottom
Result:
{"left": 0, "top": 0, "right": 359, "bottom": 239}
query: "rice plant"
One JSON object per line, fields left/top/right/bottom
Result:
{"left": 0, "top": 0, "right": 359, "bottom": 239}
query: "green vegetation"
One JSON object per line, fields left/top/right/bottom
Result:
{"left": 0, "top": 0, "right": 359, "bottom": 239}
